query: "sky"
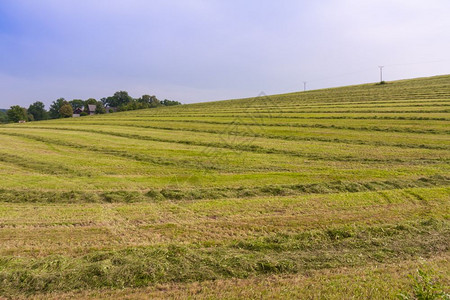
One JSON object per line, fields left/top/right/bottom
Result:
{"left": 0, "top": 0, "right": 450, "bottom": 108}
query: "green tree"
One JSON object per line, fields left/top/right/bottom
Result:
{"left": 139, "top": 95, "right": 160, "bottom": 108}
{"left": 59, "top": 104, "right": 73, "bottom": 118}
{"left": 49, "top": 98, "right": 68, "bottom": 119}
{"left": 28, "top": 101, "right": 49, "bottom": 121}
{"left": 103, "top": 91, "right": 132, "bottom": 107}
{"left": 85, "top": 98, "right": 97, "bottom": 105}
{"left": 161, "top": 99, "right": 182, "bottom": 106}
{"left": 7, "top": 105, "right": 28, "bottom": 122}
{"left": 0, "top": 110, "right": 8, "bottom": 123}
{"left": 69, "top": 99, "right": 85, "bottom": 110}
{"left": 117, "top": 99, "right": 150, "bottom": 111}
{"left": 95, "top": 101, "right": 106, "bottom": 114}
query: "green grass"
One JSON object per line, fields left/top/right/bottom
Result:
{"left": 0, "top": 75, "right": 449, "bottom": 298}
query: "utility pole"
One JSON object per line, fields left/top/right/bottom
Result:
{"left": 378, "top": 66, "right": 384, "bottom": 83}
{"left": 303, "top": 81, "right": 307, "bottom": 91}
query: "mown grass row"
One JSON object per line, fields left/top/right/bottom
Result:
{"left": 96, "top": 114, "right": 450, "bottom": 121}
{"left": 0, "top": 175, "right": 447, "bottom": 203}
{"left": 25, "top": 257, "right": 449, "bottom": 300}
{"left": 0, "top": 218, "right": 447, "bottom": 295}
{"left": 45, "top": 117, "right": 450, "bottom": 135}
{"left": 26, "top": 124, "right": 449, "bottom": 151}
{"left": 39, "top": 118, "right": 449, "bottom": 147}
{"left": 11, "top": 127, "right": 450, "bottom": 164}
{"left": 159, "top": 98, "right": 450, "bottom": 109}
{"left": 0, "top": 186, "right": 447, "bottom": 260}
{"left": 118, "top": 118, "right": 450, "bottom": 135}
{"left": 17, "top": 123, "right": 450, "bottom": 157}
{"left": 4, "top": 129, "right": 447, "bottom": 168}
{"left": 0, "top": 131, "right": 218, "bottom": 170}
{"left": 60, "top": 113, "right": 450, "bottom": 131}
{"left": 136, "top": 107, "right": 450, "bottom": 115}
{"left": 0, "top": 152, "right": 89, "bottom": 177}
{"left": 188, "top": 100, "right": 450, "bottom": 110}
{"left": 138, "top": 108, "right": 450, "bottom": 114}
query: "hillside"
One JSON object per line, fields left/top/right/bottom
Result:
{"left": 0, "top": 75, "right": 449, "bottom": 298}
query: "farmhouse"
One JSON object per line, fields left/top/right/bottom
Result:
{"left": 72, "top": 105, "right": 97, "bottom": 117}
{"left": 88, "top": 104, "right": 96, "bottom": 115}
{"left": 72, "top": 108, "right": 83, "bottom": 117}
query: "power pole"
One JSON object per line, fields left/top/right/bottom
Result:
{"left": 378, "top": 66, "right": 384, "bottom": 83}
{"left": 303, "top": 81, "right": 307, "bottom": 91}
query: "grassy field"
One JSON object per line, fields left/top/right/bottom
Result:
{"left": 0, "top": 75, "right": 449, "bottom": 299}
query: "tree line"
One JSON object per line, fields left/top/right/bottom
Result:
{"left": 0, "top": 91, "right": 181, "bottom": 123}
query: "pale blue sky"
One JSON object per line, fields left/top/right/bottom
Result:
{"left": 1, "top": 0, "right": 449, "bottom": 107}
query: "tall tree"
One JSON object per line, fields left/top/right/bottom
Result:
{"left": 0, "top": 110, "right": 8, "bottom": 123}
{"left": 28, "top": 101, "right": 49, "bottom": 121}
{"left": 85, "top": 98, "right": 97, "bottom": 105}
{"left": 7, "top": 106, "right": 28, "bottom": 122}
{"left": 95, "top": 101, "right": 106, "bottom": 114}
{"left": 103, "top": 91, "right": 132, "bottom": 107}
{"left": 69, "top": 99, "right": 85, "bottom": 110}
{"left": 59, "top": 104, "right": 73, "bottom": 118}
{"left": 161, "top": 99, "right": 182, "bottom": 106}
{"left": 139, "top": 95, "right": 160, "bottom": 108}
{"left": 49, "top": 98, "right": 68, "bottom": 119}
